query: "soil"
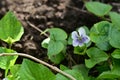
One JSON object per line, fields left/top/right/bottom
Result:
{"left": 0, "top": 0, "right": 120, "bottom": 79}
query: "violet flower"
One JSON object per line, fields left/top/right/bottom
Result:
{"left": 72, "top": 27, "right": 90, "bottom": 47}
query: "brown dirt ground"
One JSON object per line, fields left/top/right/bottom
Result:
{"left": 0, "top": 0, "right": 120, "bottom": 79}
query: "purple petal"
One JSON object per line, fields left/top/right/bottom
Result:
{"left": 78, "top": 27, "right": 86, "bottom": 36}
{"left": 78, "top": 42, "right": 84, "bottom": 47}
{"left": 73, "top": 39, "right": 84, "bottom": 47}
{"left": 71, "top": 31, "right": 78, "bottom": 39}
{"left": 72, "top": 39, "right": 79, "bottom": 47}
{"left": 82, "top": 36, "right": 90, "bottom": 43}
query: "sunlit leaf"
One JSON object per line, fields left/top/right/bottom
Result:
{"left": 0, "top": 11, "right": 24, "bottom": 44}
{"left": 18, "top": 59, "right": 56, "bottom": 80}
{"left": 9, "top": 64, "right": 21, "bottom": 80}
{"left": 0, "top": 47, "right": 18, "bottom": 70}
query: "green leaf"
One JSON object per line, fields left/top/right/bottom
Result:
{"left": 48, "top": 40, "right": 64, "bottom": 56}
{"left": 85, "top": 47, "right": 109, "bottom": 68}
{"left": 67, "top": 34, "right": 72, "bottom": 45}
{"left": 10, "top": 64, "right": 21, "bottom": 76}
{"left": 112, "top": 49, "right": 120, "bottom": 59}
{"left": 85, "top": 2, "right": 112, "bottom": 16}
{"left": 89, "top": 77, "right": 96, "bottom": 80}
{"left": 0, "top": 11, "right": 24, "bottom": 44}
{"left": 47, "top": 28, "right": 67, "bottom": 57}
{"left": 0, "top": 47, "right": 18, "bottom": 69}
{"left": 74, "top": 46, "right": 86, "bottom": 55}
{"left": 109, "top": 12, "right": 120, "bottom": 28}
{"left": 49, "top": 28, "right": 67, "bottom": 41}
{"left": 56, "top": 70, "right": 84, "bottom": 80}
{"left": 9, "top": 64, "right": 21, "bottom": 80}
{"left": 109, "top": 25, "right": 120, "bottom": 49}
{"left": 18, "top": 59, "right": 56, "bottom": 80}
{"left": 56, "top": 74, "right": 68, "bottom": 80}
{"left": 72, "top": 64, "right": 89, "bottom": 80}
{"left": 47, "top": 39, "right": 67, "bottom": 64}
{"left": 60, "top": 65, "right": 69, "bottom": 71}
{"left": 98, "top": 59, "right": 120, "bottom": 79}
{"left": 96, "top": 41, "right": 112, "bottom": 51}
{"left": 90, "top": 21, "right": 111, "bottom": 43}
{"left": 49, "top": 52, "right": 65, "bottom": 64}
{"left": 90, "top": 21, "right": 112, "bottom": 51}
{"left": 109, "top": 12, "right": 120, "bottom": 52}
{"left": 97, "top": 71, "right": 120, "bottom": 79}
{"left": 111, "top": 59, "right": 120, "bottom": 75}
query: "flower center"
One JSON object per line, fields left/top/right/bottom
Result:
{"left": 78, "top": 36, "right": 82, "bottom": 41}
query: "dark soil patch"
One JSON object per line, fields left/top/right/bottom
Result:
{"left": 0, "top": 0, "right": 120, "bottom": 79}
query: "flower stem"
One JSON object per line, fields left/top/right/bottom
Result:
{"left": 5, "top": 68, "right": 9, "bottom": 78}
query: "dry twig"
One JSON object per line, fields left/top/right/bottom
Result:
{"left": 0, "top": 53, "right": 76, "bottom": 80}
{"left": 26, "top": 21, "right": 49, "bottom": 37}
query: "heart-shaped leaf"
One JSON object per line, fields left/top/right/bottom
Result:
{"left": 0, "top": 11, "right": 24, "bottom": 44}
{"left": 47, "top": 28, "right": 67, "bottom": 63}
{"left": 90, "top": 21, "right": 112, "bottom": 51}
{"left": 90, "top": 21, "right": 111, "bottom": 43}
